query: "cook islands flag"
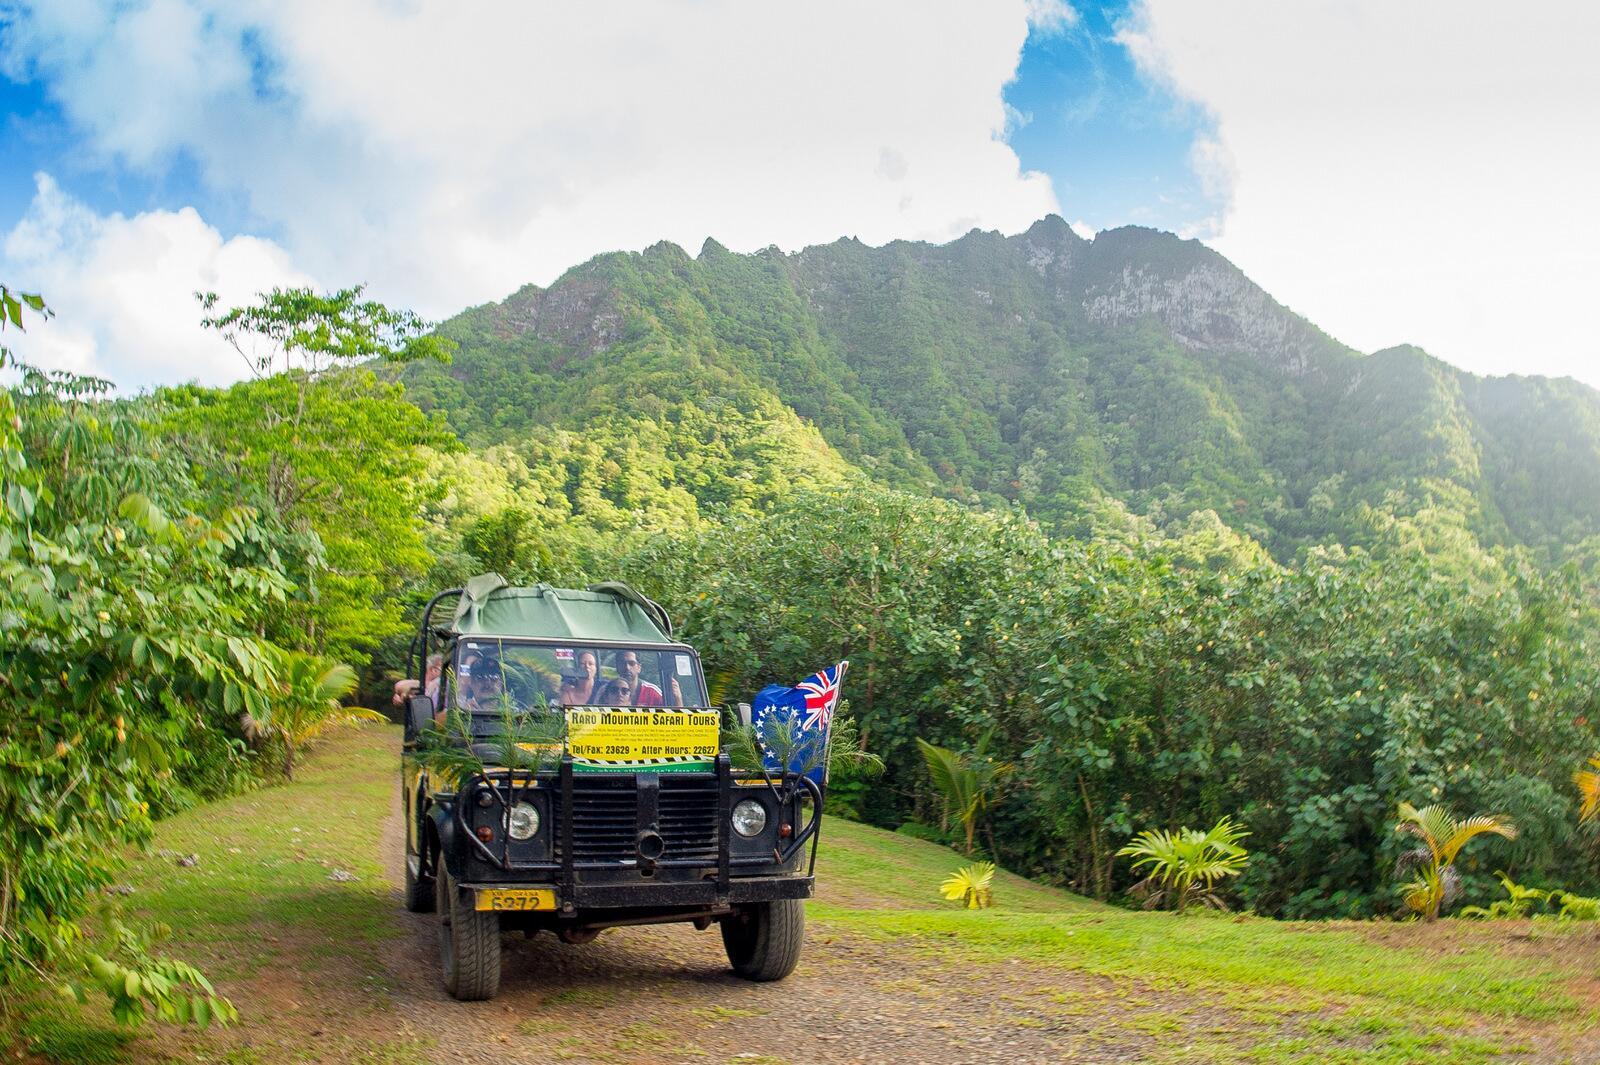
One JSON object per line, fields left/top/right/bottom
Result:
{"left": 750, "top": 661, "right": 848, "bottom": 788}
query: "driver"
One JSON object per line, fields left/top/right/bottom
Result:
{"left": 462, "top": 657, "right": 506, "bottom": 712}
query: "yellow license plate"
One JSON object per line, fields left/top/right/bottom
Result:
{"left": 475, "top": 889, "right": 556, "bottom": 912}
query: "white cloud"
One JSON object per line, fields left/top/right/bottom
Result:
{"left": 1026, "top": 0, "right": 1079, "bottom": 36}
{"left": 1119, "top": 0, "right": 1600, "bottom": 384}
{"left": 1, "top": 173, "right": 311, "bottom": 389}
{"left": 2, "top": 1, "right": 1060, "bottom": 385}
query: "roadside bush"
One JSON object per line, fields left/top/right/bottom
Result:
{"left": 1, "top": 360, "right": 284, "bottom": 1021}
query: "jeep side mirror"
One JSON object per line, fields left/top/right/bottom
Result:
{"left": 736, "top": 702, "right": 752, "bottom": 728}
{"left": 407, "top": 695, "right": 435, "bottom": 736}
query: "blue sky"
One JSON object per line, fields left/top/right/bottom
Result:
{"left": 0, "top": 3, "right": 1214, "bottom": 271}
{"left": 1, "top": 1, "right": 1595, "bottom": 389}
{"left": 0, "top": 68, "right": 252, "bottom": 237}
{"left": 1004, "top": 3, "right": 1218, "bottom": 237}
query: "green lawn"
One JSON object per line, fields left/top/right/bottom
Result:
{"left": 7, "top": 724, "right": 1595, "bottom": 1065}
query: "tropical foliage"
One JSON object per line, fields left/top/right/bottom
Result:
{"left": 1459, "top": 872, "right": 1550, "bottom": 919}
{"left": 1116, "top": 817, "right": 1250, "bottom": 913}
{"left": 916, "top": 734, "right": 1011, "bottom": 856}
{"left": 13, "top": 211, "right": 1600, "bottom": 1021}
{"left": 622, "top": 483, "right": 1600, "bottom": 916}
{"left": 0, "top": 283, "right": 437, "bottom": 1023}
{"left": 256, "top": 655, "right": 382, "bottom": 780}
{"left": 1394, "top": 803, "right": 1518, "bottom": 921}
{"left": 1550, "top": 890, "right": 1600, "bottom": 920}
{"left": 939, "top": 861, "right": 996, "bottom": 910}
{"left": 1574, "top": 754, "right": 1600, "bottom": 823}
{"left": 1, "top": 352, "right": 279, "bottom": 1022}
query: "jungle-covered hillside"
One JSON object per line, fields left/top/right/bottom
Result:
{"left": 401, "top": 218, "right": 1600, "bottom": 561}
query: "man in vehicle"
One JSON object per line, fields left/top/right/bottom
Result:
{"left": 613, "top": 649, "right": 683, "bottom": 706}
{"left": 392, "top": 653, "right": 444, "bottom": 709}
{"left": 461, "top": 654, "right": 507, "bottom": 712}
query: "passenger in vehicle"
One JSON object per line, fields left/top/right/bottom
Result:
{"left": 423, "top": 653, "right": 444, "bottom": 707}
{"left": 392, "top": 652, "right": 445, "bottom": 713}
{"left": 608, "top": 651, "right": 684, "bottom": 707}
{"left": 560, "top": 649, "right": 600, "bottom": 705}
{"left": 598, "top": 675, "right": 634, "bottom": 706}
{"left": 557, "top": 674, "right": 587, "bottom": 706}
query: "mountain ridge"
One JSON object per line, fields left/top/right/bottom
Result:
{"left": 400, "top": 216, "right": 1600, "bottom": 560}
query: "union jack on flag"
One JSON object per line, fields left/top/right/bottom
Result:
{"left": 796, "top": 662, "right": 847, "bottom": 732}
{"left": 749, "top": 660, "right": 849, "bottom": 786}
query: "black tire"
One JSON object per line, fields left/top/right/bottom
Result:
{"left": 721, "top": 899, "right": 805, "bottom": 981}
{"left": 436, "top": 868, "right": 501, "bottom": 1000}
{"left": 403, "top": 844, "right": 434, "bottom": 913}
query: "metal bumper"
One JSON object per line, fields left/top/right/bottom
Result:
{"left": 460, "top": 875, "right": 814, "bottom": 910}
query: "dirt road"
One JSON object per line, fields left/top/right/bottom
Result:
{"left": 136, "top": 769, "right": 1146, "bottom": 1065}
{"left": 365, "top": 784, "right": 1127, "bottom": 1064}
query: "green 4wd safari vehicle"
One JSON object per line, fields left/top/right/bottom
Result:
{"left": 399, "top": 576, "right": 821, "bottom": 1000}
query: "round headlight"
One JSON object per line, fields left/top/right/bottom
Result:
{"left": 732, "top": 798, "right": 768, "bottom": 838}
{"left": 508, "top": 801, "right": 540, "bottom": 841}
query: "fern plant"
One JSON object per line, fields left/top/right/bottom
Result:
{"left": 940, "top": 861, "right": 996, "bottom": 909}
{"left": 1116, "top": 816, "right": 1250, "bottom": 913}
{"left": 1549, "top": 890, "right": 1600, "bottom": 920}
{"left": 1459, "top": 871, "right": 1549, "bottom": 919}
{"left": 1394, "top": 802, "right": 1517, "bottom": 921}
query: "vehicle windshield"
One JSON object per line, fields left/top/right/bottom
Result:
{"left": 452, "top": 639, "right": 708, "bottom": 713}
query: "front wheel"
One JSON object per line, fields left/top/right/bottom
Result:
{"left": 403, "top": 846, "right": 434, "bottom": 913}
{"left": 721, "top": 899, "right": 804, "bottom": 981}
{"left": 436, "top": 868, "right": 501, "bottom": 1000}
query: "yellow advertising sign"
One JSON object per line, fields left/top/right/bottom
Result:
{"left": 564, "top": 708, "right": 720, "bottom": 772}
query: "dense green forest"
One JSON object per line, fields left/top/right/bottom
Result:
{"left": 6, "top": 220, "right": 1600, "bottom": 1019}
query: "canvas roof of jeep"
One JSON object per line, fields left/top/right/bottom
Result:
{"left": 447, "top": 573, "right": 676, "bottom": 645}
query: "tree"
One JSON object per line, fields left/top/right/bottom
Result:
{"left": 1394, "top": 802, "right": 1517, "bottom": 921}
{"left": 197, "top": 285, "right": 453, "bottom": 379}
{"left": 916, "top": 732, "right": 1011, "bottom": 856}
{"left": 3, "top": 342, "right": 271, "bottom": 1025}
{"left": 178, "top": 286, "right": 457, "bottom": 665}
{"left": 1, "top": 283, "right": 49, "bottom": 364}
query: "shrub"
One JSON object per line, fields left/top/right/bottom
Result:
{"left": 940, "top": 862, "right": 996, "bottom": 909}
{"left": 1116, "top": 817, "right": 1250, "bottom": 913}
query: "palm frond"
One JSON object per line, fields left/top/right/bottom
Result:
{"left": 939, "top": 861, "right": 996, "bottom": 909}
{"left": 1575, "top": 756, "right": 1600, "bottom": 823}
{"left": 1395, "top": 802, "right": 1454, "bottom": 864}
{"left": 1117, "top": 818, "right": 1248, "bottom": 910}
{"left": 917, "top": 739, "right": 978, "bottom": 821}
{"left": 313, "top": 662, "right": 358, "bottom": 704}
{"left": 1439, "top": 815, "right": 1517, "bottom": 864}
